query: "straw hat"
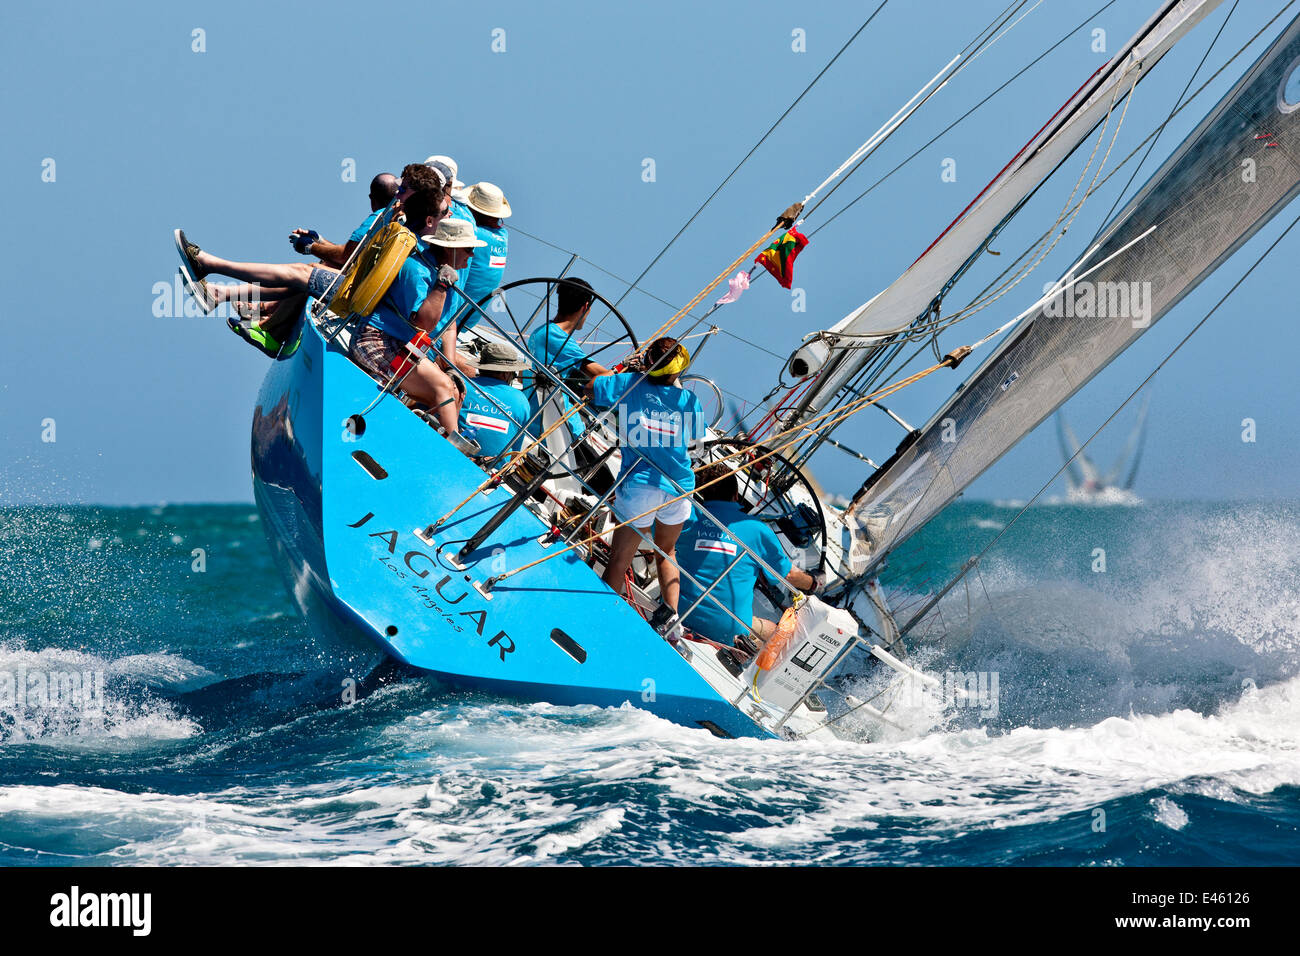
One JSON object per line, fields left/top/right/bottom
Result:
{"left": 465, "top": 181, "right": 512, "bottom": 219}
{"left": 424, "top": 155, "right": 465, "bottom": 191}
{"left": 424, "top": 218, "right": 487, "bottom": 248}
{"left": 475, "top": 340, "right": 531, "bottom": 373}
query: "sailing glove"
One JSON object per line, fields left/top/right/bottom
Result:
{"left": 290, "top": 229, "right": 320, "bottom": 255}
{"left": 436, "top": 265, "right": 460, "bottom": 289}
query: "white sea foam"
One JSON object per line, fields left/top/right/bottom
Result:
{"left": 6, "top": 672, "right": 1292, "bottom": 865}
{"left": 0, "top": 643, "right": 204, "bottom": 744}
{"left": 1151, "top": 796, "right": 1189, "bottom": 830}
{"left": 3, "top": 503, "right": 1295, "bottom": 864}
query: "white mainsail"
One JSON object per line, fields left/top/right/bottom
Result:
{"left": 788, "top": 0, "right": 1222, "bottom": 420}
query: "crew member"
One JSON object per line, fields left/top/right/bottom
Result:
{"left": 458, "top": 341, "right": 531, "bottom": 459}
{"left": 587, "top": 337, "right": 705, "bottom": 634}
{"left": 676, "top": 461, "right": 820, "bottom": 648}
{"left": 456, "top": 181, "right": 511, "bottom": 332}
{"left": 524, "top": 277, "right": 611, "bottom": 438}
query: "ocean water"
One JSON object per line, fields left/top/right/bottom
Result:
{"left": 1, "top": 501, "right": 1297, "bottom": 866}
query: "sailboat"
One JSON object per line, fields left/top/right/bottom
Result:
{"left": 1056, "top": 395, "right": 1150, "bottom": 504}
{"left": 225, "top": 0, "right": 1300, "bottom": 740}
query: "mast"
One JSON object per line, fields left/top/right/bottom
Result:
{"left": 1113, "top": 394, "right": 1151, "bottom": 490}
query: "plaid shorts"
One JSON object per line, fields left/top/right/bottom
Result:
{"left": 350, "top": 326, "right": 408, "bottom": 379}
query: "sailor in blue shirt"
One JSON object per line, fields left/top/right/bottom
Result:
{"left": 288, "top": 163, "right": 441, "bottom": 270}
{"left": 416, "top": 217, "right": 485, "bottom": 380}
{"left": 676, "top": 462, "right": 819, "bottom": 647}
{"left": 523, "top": 278, "right": 611, "bottom": 439}
{"left": 368, "top": 236, "right": 435, "bottom": 339}
{"left": 587, "top": 337, "right": 706, "bottom": 631}
{"left": 346, "top": 187, "right": 476, "bottom": 452}
{"left": 458, "top": 341, "right": 532, "bottom": 459}
{"left": 458, "top": 182, "right": 511, "bottom": 331}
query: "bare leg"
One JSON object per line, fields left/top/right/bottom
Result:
{"left": 402, "top": 360, "right": 461, "bottom": 433}
{"left": 602, "top": 523, "right": 649, "bottom": 595}
{"left": 652, "top": 520, "right": 683, "bottom": 611}
{"left": 195, "top": 251, "right": 315, "bottom": 290}
{"left": 751, "top": 616, "right": 777, "bottom": 643}
{"left": 211, "top": 282, "right": 294, "bottom": 305}
{"left": 439, "top": 323, "right": 477, "bottom": 378}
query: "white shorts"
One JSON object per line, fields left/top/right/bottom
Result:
{"left": 613, "top": 484, "right": 693, "bottom": 529}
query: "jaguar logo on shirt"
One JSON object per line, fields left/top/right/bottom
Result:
{"left": 694, "top": 538, "right": 739, "bottom": 557}
{"left": 619, "top": 408, "right": 700, "bottom": 449}
{"left": 465, "top": 412, "right": 509, "bottom": 434}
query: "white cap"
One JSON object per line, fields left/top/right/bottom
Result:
{"left": 424, "top": 217, "right": 487, "bottom": 248}
{"left": 424, "top": 155, "right": 465, "bottom": 190}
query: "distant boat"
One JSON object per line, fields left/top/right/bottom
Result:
{"left": 1055, "top": 395, "right": 1150, "bottom": 505}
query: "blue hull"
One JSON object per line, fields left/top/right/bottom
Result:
{"left": 250, "top": 311, "right": 773, "bottom": 739}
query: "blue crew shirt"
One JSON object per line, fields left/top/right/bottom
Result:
{"left": 437, "top": 214, "right": 480, "bottom": 332}
{"left": 524, "top": 322, "right": 593, "bottom": 438}
{"left": 366, "top": 239, "right": 443, "bottom": 341}
{"left": 450, "top": 199, "right": 476, "bottom": 227}
{"left": 459, "top": 221, "right": 508, "bottom": 331}
{"left": 590, "top": 373, "right": 704, "bottom": 494}
{"left": 459, "top": 376, "right": 529, "bottom": 458}
{"left": 676, "top": 500, "right": 793, "bottom": 644}
{"left": 349, "top": 208, "right": 387, "bottom": 244}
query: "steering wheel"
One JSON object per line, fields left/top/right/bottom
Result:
{"left": 468, "top": 276, "right": 639, "bottom": 363}
{"left": 698, "top": 438, "right": 828, "bottom": 562}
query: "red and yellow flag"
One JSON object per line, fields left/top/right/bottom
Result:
{"left": 755, "top": 228, "right": 809, "bottom": 289}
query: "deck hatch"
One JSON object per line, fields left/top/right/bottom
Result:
{"left": 549, "top": 628, "right": 587, "bottom": 664}
{"left": 351, "top": 450, "right": 388, "bottom": 480}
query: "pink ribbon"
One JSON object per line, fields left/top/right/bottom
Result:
{"left": 714, "top": 270, "right": 751, "bottom": 305}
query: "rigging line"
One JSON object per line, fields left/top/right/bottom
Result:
{"left": 807, "top": 0, "right": 1121, "bottom": 236}
{"left": 802, "top": 0, "right": 1041, "bottom": 218}
{"left": 714, "top": 327, "right": 788, "bottom": 361}
{"left": 1097, "top": 0, "right": 1242, "bottom": 230}
{"left": 959, "top": 0, "right": 1029, "bottom": 56}
{"left": 510, "top": 224, "right": 791, "bottom": 361}
{"left": 901, "top": 205, "right": 1300, "bottom": 636}
{"left": 609, "top": 0, "right": 891, "bottom": 310}
{"left": 801, "top": 52, "right": 966, "bottom": 206}
{"left": 938, "top": 65, "right": 1140, "bottom": 325}
{"left": 793, "top": 73, "right": 1137, "bottom": 464}
{"left": 960, "top": 0, "right": 1297, "bottom": 310}
{"left": 852, "top": 78, "right": 1137, "bottom": 543}
{"left": 962, "top": 0, "right": 1043, "bottom": 70}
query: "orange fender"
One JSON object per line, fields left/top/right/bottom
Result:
{"left": 755, "top": 607, "right": 799, "bottom": 671}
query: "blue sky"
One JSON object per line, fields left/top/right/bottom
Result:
{"left": 1, "top": 0, "right": 1296, "bottom": 504}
